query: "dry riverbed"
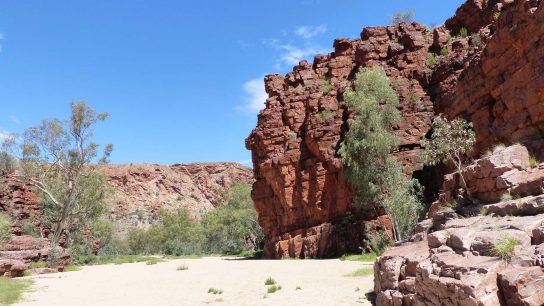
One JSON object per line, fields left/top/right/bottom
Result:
{"left": 16, "top": 257, "right": 374, "bottom": 306}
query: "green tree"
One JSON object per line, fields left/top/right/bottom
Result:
{"left": 339, "top": 67, "right": 423, "bottom": 241}
{"left": 201, "top": 182, "right": 264, "bottom": 254}
{"left": 390, "top": 10, "right": 414, "bottom": 26}
{"left": 421, "top": 115, "right": 476, "bottom": 201}
{"left": 14, "top": 102, "right": 112, "bottom": 249}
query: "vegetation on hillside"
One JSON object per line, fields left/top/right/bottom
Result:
{"left": 339, "top": 67, "right": 423, "bottom": 241}
{"left": 125, "top": 181, "right": 262, "bottom": 257}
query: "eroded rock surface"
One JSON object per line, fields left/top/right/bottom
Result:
{"left": 375, "top": 144, "right": 544, "bottom": 305}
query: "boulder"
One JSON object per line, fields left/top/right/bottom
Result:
{"left": 498, "top": 266, "right": 544, "bottom": 306}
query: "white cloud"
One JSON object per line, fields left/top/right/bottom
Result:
{"left": 9, "top": 115, "right": 20, "bottom": 124}
{"left": 295, "top": 25, "right": 327, "bottom": 39}
{"left": 238, "top": 77, "right": 267, "bottom": 114}
{"left": 278, "top": 44, "right": 325, "bottom": 66}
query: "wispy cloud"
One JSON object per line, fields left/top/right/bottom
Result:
{"left": 278, "top": 44, "right": 326, "bottom": 66}
{"left": 0, "top": 33, "right": 4, "bottom": 52}
{"left": 294, "top": 25, "right": 327, "bottom": 39}
{"left": 237, "top": 76, "right": 267, "bottom": 114}
{"left": 9, "top": 115, "right": 20, "bottom": 124}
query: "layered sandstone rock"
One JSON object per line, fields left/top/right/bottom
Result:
{"left": 374, "top": 144, "right": 544, "bottom": 305}
{"left": 97, "top": 162, "right": 252, "bottom": 235}
{"left": 247, "top": 21, "right": 438, "bottom": 259}
{"left": 0, "top": 162, "right": 252, "bottom": 238}
{"left": 247, "top": 0, "right": 544, "bottom": 259}
{"left": 0, "top": 235, "right": 69, "bottom": 268}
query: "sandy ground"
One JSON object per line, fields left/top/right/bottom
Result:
{"left": 17, "top": 257, "right": 374, "bottom": 306}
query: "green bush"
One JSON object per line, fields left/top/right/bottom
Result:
{"left": 267, "top": 285, "right": 282, "bottom": 294}
{"left": 459, "top": 27, "right": 468, "bottom": 38}
{"left": 0, "top": 213, "right": 12, "bottom": 244}
{"left": 322, "top": 80, "right": 334, "bottom": 94}
{"left": 440, "top": 47, "right": 449, "bottom": 56}
{"left": 317, "top": 110, "right": 335, "bottom": 122}
{"left": 427, "top": 53, "right": 438, "bottom": 67}
{"left": 264, "top": 277, "right": 276, "bottom": 285}
{"left": 490, "top": 236, "right": 517, "bottom": 262}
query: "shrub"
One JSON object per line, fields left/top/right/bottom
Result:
{"left": 0, "top": 213, "right": 12, "bottom": 244}
{"left": 427, "top": 53, "right": 438, "bottom": 67}
{"left": 500, "top": 193, "right": 512, "bottom": 202}
{"left": 406, "top": 91, "right": 420, "bottom": 104}
{"left": 492, "top": 143, "right": 506, "bottom": 153}
{"left": 208, "top": 288, "right": 223, "bottom": 295}
{"left": 480, "top": 206, "right": 489, "bottom": 216}
{"left": 177, "top": 264, "right": 188, "bottom": 271}
{"left": 470, "top": 34, "right": 481, "bottom": 47}
{"left": 317, "top": 110, "right": 335, "bottom": 123}
{"left": 493, "top": 12, "right": 501, "bottom": 20}
{"left": 264, "top": 277, "right": 276, "bottom": 285}
{"left": 322, "top": 79, "right": 334, "bottom": 94}
{"left": 368, "top": 230, "right": 393, "bottom": 255}
{"left": 296, "top": 286, "right": 302, "bottom": 290}
{"left": 390, "top": 10, "right": 414, "bottom": 25}
{"left": 267, "top": 285, "right": 282, "bottom": 294}
{"left": 529, "top": 155, "right": 539, "bottom": 168}
{"left": 440, "top": 47, "right": 449, "bottom": 56}
{"left": 490, "top": 236, "right": 517, "bottom": 262}
{"left": 145, "top": 258, "right": 163, "bottom": 265}
{"left": 459, "top": 27, "right": 468, "bottom": 38}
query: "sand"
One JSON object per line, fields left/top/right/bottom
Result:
{"left": 17, "top": 257, "right": 374, "bottom": 306}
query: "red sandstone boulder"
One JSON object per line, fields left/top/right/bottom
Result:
{"left": 0, "top": 259, "right": 28, "bottom": 277}
{"left": 498, "top": 266, "right": 544, "bottom": 306}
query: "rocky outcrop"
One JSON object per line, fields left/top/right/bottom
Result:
{"left": 247, "top": 21, "right": 437, "bottom": 259}
{"left": 247, "top": 0, "right": 544, "bottom": 259}
{"left": 97, "top": 162, "right": 252, "bottom": 235}
{"left": 0, "top": 235, "right": 70, "bottom": 270}
{"left": 374, "top": 144, "right": 544, "bottom": 305}
{"left": 0, "top": 162, "right": 252, "bottom": 237}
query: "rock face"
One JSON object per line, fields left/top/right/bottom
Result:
{"left": 0, "top": 162, "right": 253, "bottom": 237}
{"left": 247, "top": 0, "right": 544, "bottom": 259}
{"left": 97, "top": 162, "right": 253, "bottom": 235}
{"left": 0, "top": 235, "right": 69, "bottom": 275}
{"left": 374, "top": 144, "right": 544, "bottom": 305}
{"left": 247, "top": 21, "right": 436, "bottom": 259}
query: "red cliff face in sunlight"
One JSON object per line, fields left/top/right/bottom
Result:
{"left": 0, "top": 162, "right": 253, "bottom": 237}
{"left": 246, "top": 0, "right": 544, "bottom": 258}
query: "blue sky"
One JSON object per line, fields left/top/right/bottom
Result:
{"left": 0, "top": 0, "right": 464, "bottom": 166}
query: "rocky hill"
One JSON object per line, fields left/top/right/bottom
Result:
{"left": 247, "top": 0, "right": 544, "bottom": 261}
{"left": 0, "top": 162, "right": 253, "bottom": 237}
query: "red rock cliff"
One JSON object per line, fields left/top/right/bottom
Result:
{"left": 246, "top": 0, "right": 544, "bottom": 258}
{"left": 0, "top": 162, "right": 253, "bottom": 237}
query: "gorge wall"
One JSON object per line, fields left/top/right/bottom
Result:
{"left": 0, "top": 162, "right": 253, "bottom": 237}
{"left": 246, "top": 0, "right": 544, "bottom": 258}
